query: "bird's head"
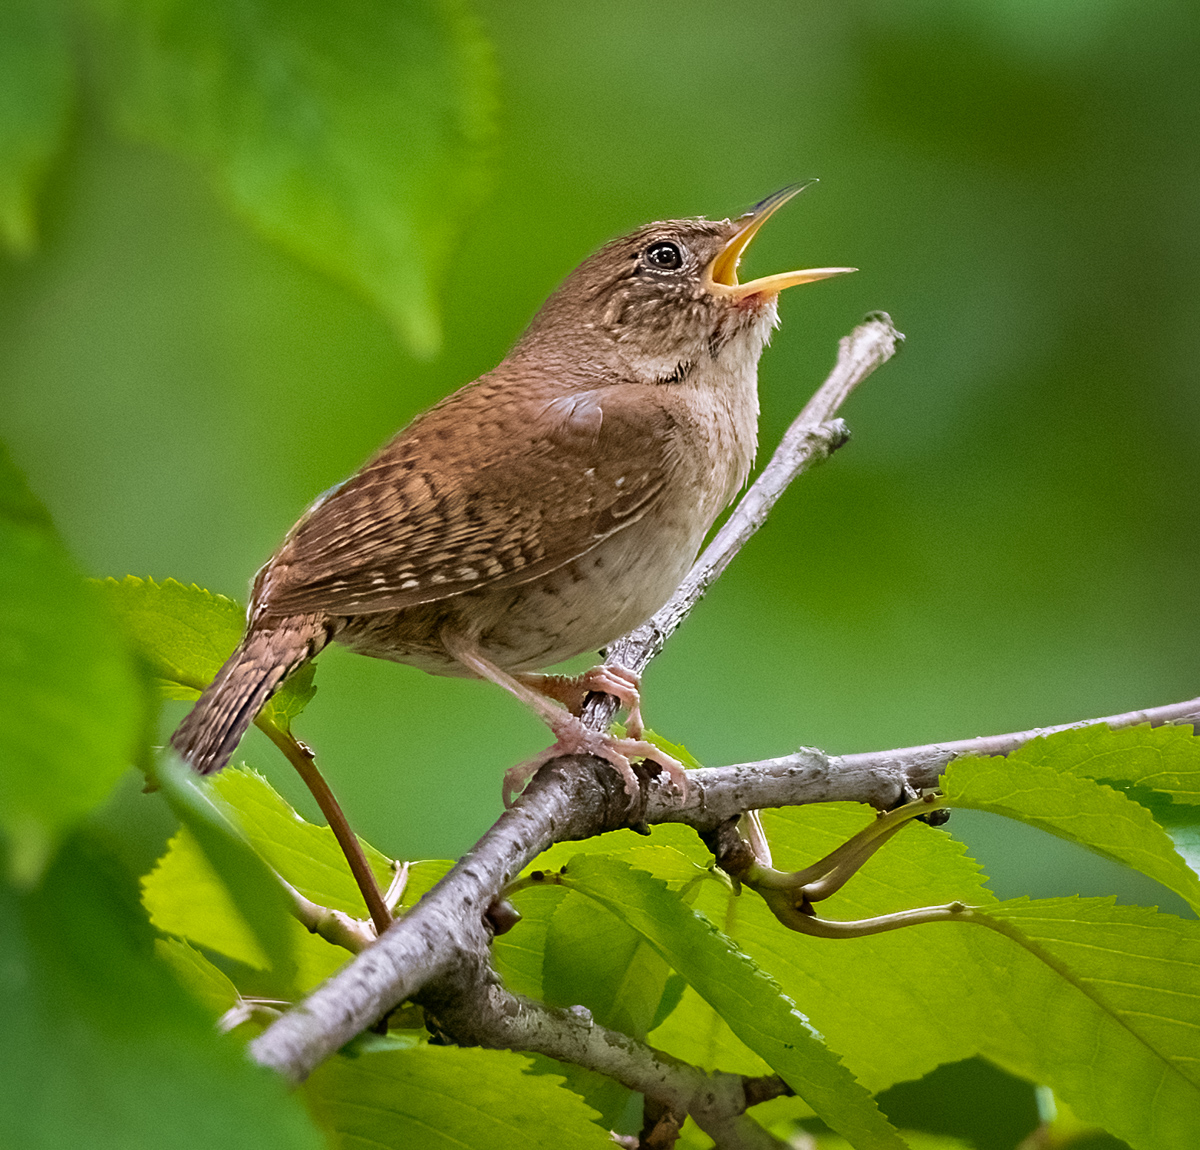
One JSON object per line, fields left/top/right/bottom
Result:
{"left": 516, "top": 183, "right": 856, "bottom": 384}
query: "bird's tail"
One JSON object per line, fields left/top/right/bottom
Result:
{"left": 170, "top": 619, "right": 324, "bottom": 774}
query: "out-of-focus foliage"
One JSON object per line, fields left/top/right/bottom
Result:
{"left": 0, "top": 464, "right": 325, "bottom": 1149}
{"left": 85, "top": 0, "right": 496, "bottom": 355}
{"left": 0, "top": 445, "right": 143, "bottom": 884}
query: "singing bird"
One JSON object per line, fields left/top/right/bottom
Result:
{"left": 171, "top": 184, "right": 854, "bottom": 803}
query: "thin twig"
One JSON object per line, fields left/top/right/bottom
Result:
{"left": 257, "top": 721, "right": 393, "bottom": 937}
{"left": 281, "top": 876, "right": 376, "bottom": 954}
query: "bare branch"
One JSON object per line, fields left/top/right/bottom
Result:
{"left": 421, "top": 958, "right": 789, "bottom": 1150}
{"left": 253, "top": 684, "right": 1200, "bottom": 1081}
{"left": 655, "top": 693, "right": 1200, "bottom": 826}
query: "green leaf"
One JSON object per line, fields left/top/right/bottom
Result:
{"left": 649, "top": 981, "right": 775, "bottom": 1078}
{"left": 304, "top": 1045, "right": 613, "bottom": 1149}
{"left": 153, "top": 753, "right": 301, "bottom": 980}
{"left": 1008, "top": 722, "right": 1200, "bottom": 806}
{"left": 719, "top": 805, "right": 1200, "bottom": 1148}
{"left": 493, "top": 883, "right": 568, "bottom": 1000}
{"left": 0, "top": 446, "right": 144, "bottom": 884}
{"left": 143, "top": 765, "right": 444, "bottom": 996}
{"left": 543, "top": 890, "right": 685, "bottom": 1041}
{"left": 87, "top": 0, "right": 497, "bottom": 356}
{"left": 540, "top": 889, "right": 680, "bottom": 1130}
{"left": 965, "top": 897, "right": 1200, "bottom": 1149}
{"left": 208, "top": 766, "right": 396, "bottom": 916}
{"left": 142, "top": 818, "right": 356, "bottom": 993}
{"left": 155, "top": 936, "right": 242, "bottom": 1016}
{"left": 564, "top": 854, "right": 909, "bottom": 1150}
{"left": 0, "top": 828, "right": 325, "bottom": 1150}
{"left": 102, "top": 575, "right": 316, "bottom": 732}
{"left": 653, "top": 805, "right": 994, "bottom": 1094}
{"left": 0, "top": 0, "right": 74, "bottom": 254}
{"left": 692, "top": 805, "right": 1200, "bottom": 1148}
{"left": 943, "top": 753, "right": 1200, "bottom": 911}
{"left": 143, "top": 825, "right": 273, "bottom": 969}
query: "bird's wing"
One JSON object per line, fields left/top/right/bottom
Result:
{"left": 257, "top": 381, "right": 682, "bottom": 618}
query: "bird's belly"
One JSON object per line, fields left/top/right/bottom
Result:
{"left": 334, "top": 513, "right": 702, "bottom": 675}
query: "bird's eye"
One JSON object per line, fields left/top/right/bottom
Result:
{"left": 644, "top": 241, "right": 683, "bottom": 270}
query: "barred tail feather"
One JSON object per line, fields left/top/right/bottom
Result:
{"left": 170, "top": 621, "right": 321, "bottom": 774}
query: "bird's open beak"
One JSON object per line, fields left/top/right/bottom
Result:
{"left": 703, "top": 181, "right": 857, "bottom": 300}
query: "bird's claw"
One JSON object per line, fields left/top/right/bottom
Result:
{"left": 501, "top": 715, "right": 687, "bottom": 808}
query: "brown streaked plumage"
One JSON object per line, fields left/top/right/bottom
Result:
{"left": 171, "top": 185, "right": 855, "bottom": 801}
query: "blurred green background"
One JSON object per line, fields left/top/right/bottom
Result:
{"left": 2, "top": 0, "right": 1199, "bottom": 928}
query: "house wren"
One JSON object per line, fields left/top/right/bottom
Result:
{"left": 171, "top": 184, "right": 854, "bottom": 802}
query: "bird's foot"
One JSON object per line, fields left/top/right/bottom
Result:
{"left": 516, "top": 664, "right": 645, "bottom": 736}
{"left": 502, "top": 713, "right": 688, "bottom": 808}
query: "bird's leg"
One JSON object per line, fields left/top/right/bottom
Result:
{"left": 441, "top": 634, "right": 686, "bottom": 807}
{"left": 515, "top": 664, "right": 645, "bottom": 737}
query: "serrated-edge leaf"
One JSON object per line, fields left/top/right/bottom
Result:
{"left": 944, "top": 755, "right": 1200, "bottom": 911}
{"left": 981, "top": 897, "right": 1200, "bottom": 1088}
{"left": 565, "top": 855, "right": 909, "bottom": 1150}
{"left": 542, "top": 890, "right": 673, "bottom": 1042}
{"left": 207, "top": 767, "right": 395, "bottom": 916}
{"left": 154, "top": 752, "right": 297, "bottom": 976}
{"left": 101, "top": 575, "right": 317, "bottom": 731}
{"left": 142, "top": 826, "right": 270, "bottom": 969}
{"left": 964, "top": 896, "right": 1200, "bottom": 1148}
{"left": 154, "top": 936, "right": 241, "bottom": 1015}
{"left": 1010, "top": 722, "right": 1200, "bottom": 806}
{"left": 304, "top": 1045, "right": 612, "bottom": 1149}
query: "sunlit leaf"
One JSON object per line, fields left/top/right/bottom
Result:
{"left": 944, "top": 753, "right": 1200, "bottom": 911}
{"left": 208, "top": 766, "right": 396, "bottom": 916}
{"left": 304, "top": 1045, "right": 612, "bottom": 1148}
{"left": 980, "top": 897, "right": 1200, "bottom": 1090}
{"left": 102, "top": 575, "right": 316, "bottom": 732}
{"left": 564, "top": 854, "right": 909, "bottom": 1150}
{"left": 1007, "top": 722, "right": 1200, "bottom": 806}
{"left": 143, "top": 825, "right": 271, "bottom": 969}
{"left": 665, "top": 805, "right": 992, "bottom": 1093}
{"left": 154, "top": 752, "right": 299, "bottom": 975}
{"left": 691, "top": 805, "right": 1200, "bottom": 1149}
